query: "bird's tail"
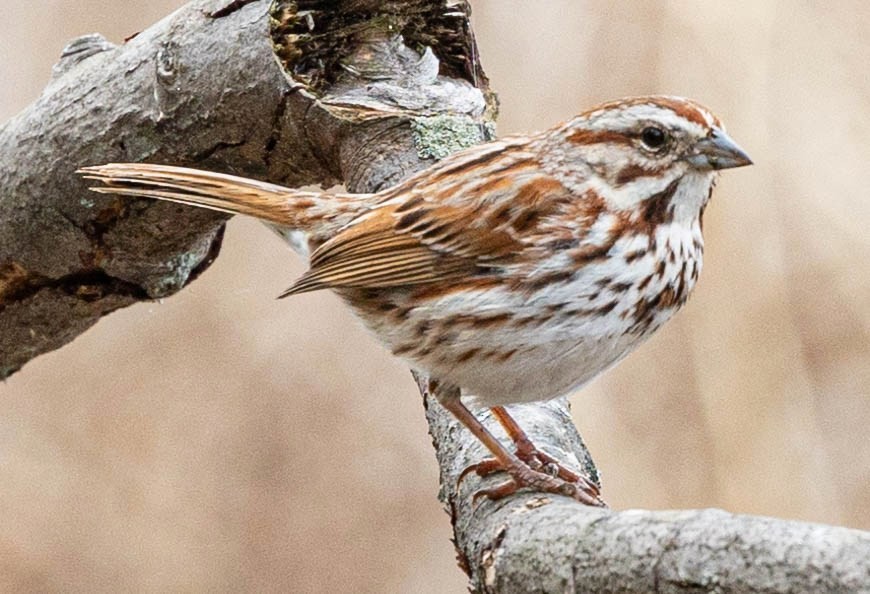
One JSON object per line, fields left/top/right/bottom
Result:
{"left": 79, "top": 163, "right": 369, "bottom": 250}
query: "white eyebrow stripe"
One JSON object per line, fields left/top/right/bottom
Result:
{"left": 593, "top": 104, "right": 709, "bottom": 137}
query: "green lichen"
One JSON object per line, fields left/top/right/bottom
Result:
{"left": 146, "top": 251, "right": 204, "bottom": 298}
{"left": 411, "top": 115, "right": 495, "bottom": 161}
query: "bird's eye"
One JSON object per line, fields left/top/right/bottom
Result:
{"left": 640, "top": 126, "right": 668, "bottom": 151}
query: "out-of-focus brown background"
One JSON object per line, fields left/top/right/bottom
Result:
{"left": 2, "top": 1, "right": 868, "bottom": 591}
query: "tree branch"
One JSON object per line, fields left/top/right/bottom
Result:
{"left": 1, "top": 1, "right": 867, "bottom": 592}
{"left": 418, "top": 379, "right": 870, "bottom": 593}
{"left": 0, "top": 0, "right": 491, "bottom": 377}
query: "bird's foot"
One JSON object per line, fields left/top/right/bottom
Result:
{"left": 459, "top": 446, "right": 605, "bottom": 507}
{"left": 432, "top": 394, "right": 605, "bottom": 507}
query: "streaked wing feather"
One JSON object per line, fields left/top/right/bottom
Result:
{"left": 281, "top": 205, "right": 521, "bottom": 296}
{"left": 282, "top": 149, "right": 567, "bottom": 296}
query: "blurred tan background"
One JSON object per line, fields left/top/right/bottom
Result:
{"left": 1, "top": 1, "right": 868, "bottom": 592}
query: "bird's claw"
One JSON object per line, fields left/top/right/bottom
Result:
{"left": 459, "top": 448, "right": 605, "bottom": 507}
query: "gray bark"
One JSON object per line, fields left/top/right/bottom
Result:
{"left": 0, "top": 0, "right": 491, "bottom": 376}
{"left": 1, "top": 1, "right": 868, "bottom": 592}
{"left": 420, "top": 377, "right": 870, "bottom": 593}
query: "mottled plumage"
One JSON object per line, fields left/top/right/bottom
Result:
{"left": 80, "top": 95, "right": 751, "bottom": 505}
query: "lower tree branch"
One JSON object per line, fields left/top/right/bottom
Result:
{"left": 1, "top": 1, "right": 867, "bottom": 592}
{"left": 420, "top": 379, "right": 870, "bottom": 593}
{"left": 466, "top": 499, "right": 869, "bottom": 593}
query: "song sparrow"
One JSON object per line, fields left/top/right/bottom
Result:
{"left": 80, "top": 95, "right": 751, "bottom": 506}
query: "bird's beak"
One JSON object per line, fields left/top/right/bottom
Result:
{"left": 688, "top": 129, "right": 753, "bottom": 170}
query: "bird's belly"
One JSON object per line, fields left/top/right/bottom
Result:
{"left": 350, "top": 282, "right": 668, "bottom": 408}
{"left": 446, "top": 331, "right": 642, "bottom": 408}
{"left": 346, "top": 224, "right": 702, "bottom": 407}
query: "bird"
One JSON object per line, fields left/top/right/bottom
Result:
{"left": 80, "top": 95, "right": 751, "bottom": 506}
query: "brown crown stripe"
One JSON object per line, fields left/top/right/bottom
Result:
{"left": 517, "top": 176, "right": 566, "bottom": 202}
{"left": 600, "top": 96, "right": 711, "bottom": 128}
{"left": 651, "top": 97, "right": 711, "bottom": 128}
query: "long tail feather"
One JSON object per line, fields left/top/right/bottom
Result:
{"left": 78, "top": 163, "right": 367, "bottom": 232}
{"left": 79, "top": 163, "right": 382, "bottom": 297}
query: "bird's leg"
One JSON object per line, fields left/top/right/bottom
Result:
{"left": 457, "top": 406, "right": 602, "bottom": 501}
{"left": 491, "top": 406, "right": 596, "bottom": 486}
{"left": 431, "top": 381, "right": 604, "bottom": 506}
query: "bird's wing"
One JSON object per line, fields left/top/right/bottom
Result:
{"left": 282, "top": 167, "right": 572, "bottom": 297}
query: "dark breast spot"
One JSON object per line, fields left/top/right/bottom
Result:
{"left": 571, "top": 243, "right": 612, "bottom": 264}
{"left": 596, "top": 300, "right": 618, "bottom": 315}
{"left": 637, "top": 274, "right": 654, "bottom": 292}
{"left": 639, "top": 179, "right": 680, "bottom": 226}
{"left": 610, "top": 282, "right": 633, "bottom": 292}
{"left": 624, "top": 249, "right": 647, "bottom": 263}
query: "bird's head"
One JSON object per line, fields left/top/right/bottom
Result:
{"left": 545, "top": 95, "right": 751, "bottom": 222}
